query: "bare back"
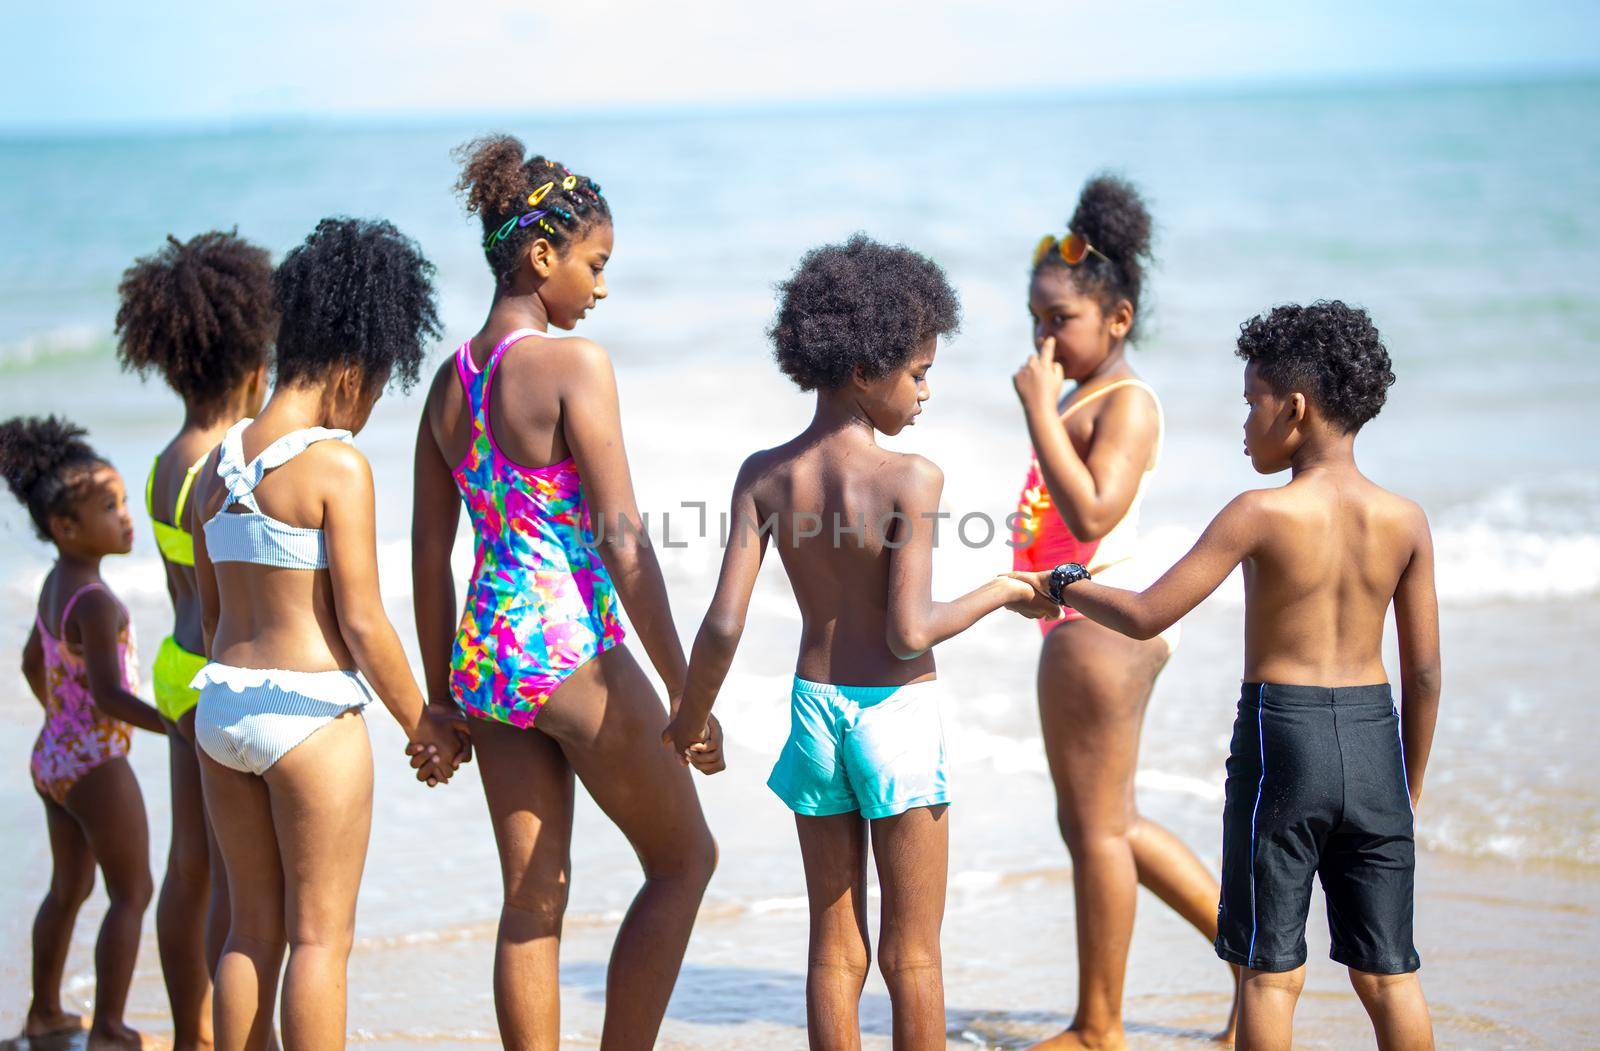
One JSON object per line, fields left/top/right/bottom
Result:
{"left": 424, "top": 328, "right": 573, "bottom": 471}
{"left": 192, "top": 425, "right": 369, "bottom": 674}
{"left": 1243, "top": 469, "right": 1427, "bottom": 686}
{"left": 746, "top": 431, "right": 937, "bottom": 686}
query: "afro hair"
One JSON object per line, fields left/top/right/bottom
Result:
{"left": 273, "top": 217, "right": 440, "bottom": 393}
{"left": 115, "top": 230, "right": 277, "bottom": 414}
{"left": 770, "top": 234, "right": 960, "bottom": 392}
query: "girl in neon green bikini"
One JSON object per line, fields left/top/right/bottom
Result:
{"left": 116, "top": 231, "right": 274, "bottom": 1051}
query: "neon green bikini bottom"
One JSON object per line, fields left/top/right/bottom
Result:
{"left": 153, "top": 635, "right": 208, "bottom": 722}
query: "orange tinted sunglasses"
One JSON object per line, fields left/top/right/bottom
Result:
{"left": 1032, "top": 231, "right": 1111, "bottom": 268}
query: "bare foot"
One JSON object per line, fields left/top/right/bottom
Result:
{"left": 1027, "top": 1027, "right": 1129, "bottom": 1051}
{"left": 86, "top": 1021, "right": 165, "bottom": 1050}
{"left": 23, "top": 1009, "right": 86, "bottom": 1037}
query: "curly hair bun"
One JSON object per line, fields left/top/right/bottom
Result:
{"left": 1069, "top": 174, "right": 1153, "bottom": 276}
{"left": 454, "top": 134, "right": 531, "bottom": 221}
{"left": 1235, "top": 300, "right": 1395, "bottom": 432}
{"left": 0, "top": 415, "right": 106, "bottom": 540}
{"left": 115, "top": 230, "right": 277, "bottom": 409}
{"left": 273, "top": 217, "right": 440, "bottom": 394}
{"left": 769, "top": 234, "right": 961, "bottom": 392}
{"left": 1039, "top": 174, "right": 1156, "bottom": 341}
{"left": 452, "top": 134, "right": 611, "bottom": 284}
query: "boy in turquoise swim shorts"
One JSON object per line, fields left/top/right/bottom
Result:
{"left": 665, "top": 235, "right": 1058, "bottom": 1046}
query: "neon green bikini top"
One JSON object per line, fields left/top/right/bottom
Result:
{"left": 146, "top": 453, "right": 209, "bottom": 568}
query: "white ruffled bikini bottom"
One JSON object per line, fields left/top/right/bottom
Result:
{"left": 192, "top": 663, "right": 375, "bottom": 776}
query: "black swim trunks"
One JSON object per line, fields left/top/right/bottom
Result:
{"left": 1215, "top": 682, "right": 1420, "bottom": 975}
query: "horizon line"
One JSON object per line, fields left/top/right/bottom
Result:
{"left": 3, "top": 62, "right": 1596, "bottom": 144}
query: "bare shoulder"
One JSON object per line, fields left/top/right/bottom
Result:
{"left": 1369, "top": 482, "right": 1432, "bottom": 545}
{"left": 885, "top": 451, "right": 944, "bottom": 502}
{"left": 422, "top": 350, "right": 459, "bottom": 407}
{"left": 65, "top": 585, "right": 125, "bottom": 633}
{"left": 539, "top": 334, "right": 612, "bottom": 377}
{"left": 1223, "top": 486, "right": 1282, "bottom": 523}
{"left": 1094, "top": 379, "right": 1162, "bottom": 423}
{"left": 299, "top": 436, "right": 372, "bottom": 488}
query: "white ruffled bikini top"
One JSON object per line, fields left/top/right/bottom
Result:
{"left": 203, "top": 419, "right": 353, "bottom": 570}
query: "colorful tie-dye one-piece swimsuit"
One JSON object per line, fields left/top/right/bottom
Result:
{"left": 448, "top": 328, "right": 626, "bottom": 728}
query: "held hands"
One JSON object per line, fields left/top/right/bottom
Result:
{"left": 1013, "top": 336, "right": 1066, "bottom": 416}
{"left": 997, "top": 573, "right": 1062, "bottom": 620}
{"left": 404, "top": 701, "right": 473, "bottom": 787}
{"left": 662, "top": 705, "right": 727, "bottom": 775}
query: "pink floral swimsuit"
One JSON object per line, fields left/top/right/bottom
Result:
{"left": 448, "top": 329, "right": 626, "bottom": 728}
{"left": 31, "top": 582, "right": 138, "bottom": 804}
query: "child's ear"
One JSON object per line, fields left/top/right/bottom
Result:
{"left": 528, "top": 237, "right": 556, "bottom": 279}
{"left": 1108, "top": 299, "right": 1134, "bottom": 340}
{"left": 1287, "top": 392, "right": 1308, "bottom": 428}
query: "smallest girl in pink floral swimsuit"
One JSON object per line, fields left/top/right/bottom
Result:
{"left": 31, "top": 581, "right": 138, "bottom": 804}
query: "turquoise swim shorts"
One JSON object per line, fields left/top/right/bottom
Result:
{"left": 767, "top": 676, "right": 950, "bottom": 820}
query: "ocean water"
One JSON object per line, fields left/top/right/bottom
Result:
{"left": 1, "top": 76, "right": 1598, "bottom": 1047}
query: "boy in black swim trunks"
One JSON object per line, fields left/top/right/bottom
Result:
{"left": 1013, "top": 300, "right": 1440, "bottom": 1050}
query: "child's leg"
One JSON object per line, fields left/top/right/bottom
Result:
{"left": 869, "top": 805, "right": 948, "bottom": 1051}
{"left": 469, "top": 716, "right": 576, "bottom": 1051}
{"left": 795, "top": 812, "right": 871, "bottom": 1051}
{"left": 1127, "top": 816, "right": 1240, "bottom": 1041}
{"left": 157, "top": 718, "right": 214, "bottom": 1050}
{"left": 1236, "top": 965, "right": 1305, "bottom": 1051}
{"left": 1349, "top": 969, "right": 1433, "bottom": 1051}
{"left": 1034, "top": 620, "right": 1167, "bottom": 1048}
{"left": 27, "top": 794, "right": 95, "bottom": 1035}
{"left": 62, "top": 757, "right": 153, "bottom": 1047}
{"left": 539, "top": 647, "right": 718, "bottom": 1051}
{"left": 265, "top": 711, "right": 373, "bottom": 1050}
{"left": 200, "top": 750, "right": 285, "bottom": 1051}
{"left": 203, "top": 794, "right": 231, "bottom": 974}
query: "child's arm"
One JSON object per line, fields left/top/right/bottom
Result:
{"left": 22, "top": 623, "right": 46, "bottom": 709}
{"left": 321, "top": 445, "right": 460, "bottom": 785}
{"left": 410, "top": 392, "right": 470, "bottom": 744}
{"left": 70, "top": 590, "right": 164, "bottom": 733}
{"left": 662, "top": 457, "right": 769, "bottom": 767}
{"left": 562, "top": 340, "right": 689, "bottom": 700}
{"left": 1016, "top": 339, "right": 1160, "bottom": 539}
{"left": 1030, "top": 492, "right": 1263, "bottom": 639}
{"left": 1392, "top": 509, "right": 1441, "bottom": 806}
{"left": 190, "top": 450, "right": 221, "bottom": 656}
{"left": 886, "top": 457, "right": 1047, "bottom": 660}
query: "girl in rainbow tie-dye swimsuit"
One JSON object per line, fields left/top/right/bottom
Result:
{"left": 412, "top": 135, "right": 718, "bottom": 1049}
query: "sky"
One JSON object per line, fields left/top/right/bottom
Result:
{"left": 3, "top": 1, "right": 1599, "bottom": 132}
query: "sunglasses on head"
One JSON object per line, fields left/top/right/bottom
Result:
{"left": 1032, "top": 231, "right": 1111, "bottom": 268}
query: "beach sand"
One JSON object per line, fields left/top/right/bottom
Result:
{"left": 3, "top": 599, "right": 1596, "bottom": 1049}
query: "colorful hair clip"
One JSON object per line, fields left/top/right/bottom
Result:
{"left": 562, "top": 175, "right": 578, "bottom": 191}
{"left": 528, "top": 181, "right": 555, "bottom": 207}
{"left": 485, "top": 216, "right": 518, "bottom": 249}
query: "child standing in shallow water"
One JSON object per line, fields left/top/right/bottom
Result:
{"left": 4, "top": 415, "right": 165, "bottom": 1050}
{"left": 1016, "top": 301, "right": 1440, "bottom": 1051}
{"left": 665, "top": 236, "right": 1058, "bottom": 1048}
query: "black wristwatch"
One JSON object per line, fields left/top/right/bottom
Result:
{"left": 1048, "top": 562, "right": 1091, "bottom": 604}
